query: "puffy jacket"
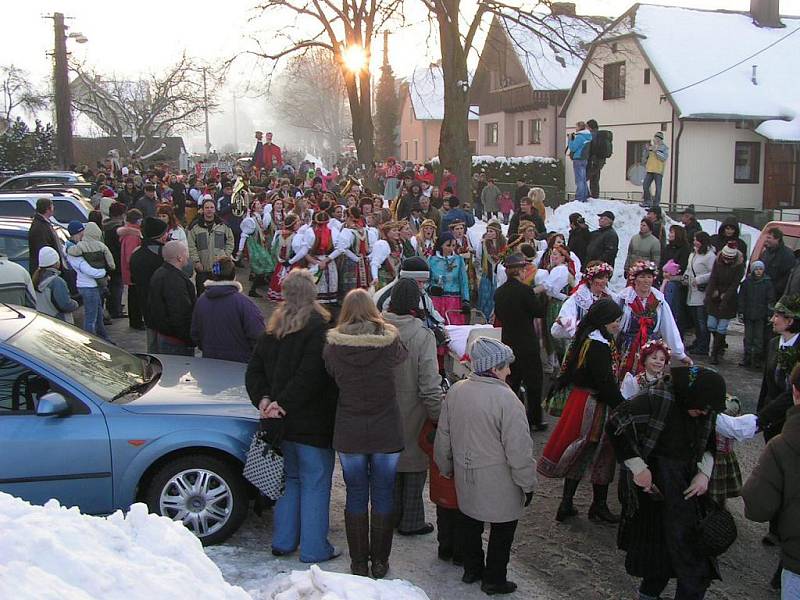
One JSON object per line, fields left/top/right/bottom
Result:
{"left": 586, "top": 225, "right": 619, "bottom": 267}
{"left": 568, "top": 129, "right": 592, "bottom": 161}
{"left": 187, "top": 217, "right": 234, "bottom": 272}
{"left": 738, "top": 273, "right": 775, "bottom": 320}
{"left": 147, "top": 262, "right": 196, "bottom": 343}
{"left": 705, "top": 253, "right": 745, "bottom": 319}
{"left": 118, "top": 224, "right": 142, "bottom": 286}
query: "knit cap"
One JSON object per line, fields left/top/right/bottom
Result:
{"left": 469, "top": 336, "right": 515, "bottom": 374}
{"left": 750, "top": 260, "right": 765, "bottom": 273}
{"left": 38, "top": 246, "right": 60, "bottom": 268}
{"left": 388, "top": 278, "right": 421, "bottom": 315}
{"left": 721, "top": 242, "right": 739, "bottom": 259}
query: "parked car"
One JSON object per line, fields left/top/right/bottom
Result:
{"left": 0, "top": 305, "right": 259, "bottom": 545}
{"left": 0, "top": 191, "right": 91, "bottom": 226}
{"left": 0, "top": 171, "right": 87, "bottom": 193}
{"left": 0, "top": 216, "right": 69, "bottom": 271}
{"left": 26, "top": 182, "right": 93, "bottom": 198}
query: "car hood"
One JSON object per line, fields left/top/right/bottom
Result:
{"left": 120, "top": 354, "right": 258, "bottom": 419}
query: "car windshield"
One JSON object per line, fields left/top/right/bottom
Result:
{"left": 7, "top": 313, "right": 147, "bottom": 401}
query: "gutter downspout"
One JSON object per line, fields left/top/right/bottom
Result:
{"left": 671, "top": 111, "right": 684, "bottom": 212}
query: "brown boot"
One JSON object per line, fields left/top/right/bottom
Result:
{"left": 370, "top": 510, "right": 396, "bottom": 579}
{"left": 344, "top": 511, "right": 370, "bottom": 577}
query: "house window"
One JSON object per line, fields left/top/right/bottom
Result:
{"left": 485, "top": 122, "right": 499, "bottom": 146}
{"left": 644, "top": 68, "right": 651, "bottom": 84}
{"left": 528, "top": 119, "right": 541, "bottom": 144}
{"left": 517, "top": 121, "right": 524, "bottom": 145}
{"left": 603, "top": 62, "right": 625, "bottom": 100}
{"left": 734, "top": 142, "right": 761, "bottom": 183}
{"left": 414, "top": 140, "right": 418, "bottom": 161}
{"left": 626, "top": 140, "right": 650, "bottom": 182}
{"left": 581, "top": 80, "right": 587, "bottom": 94}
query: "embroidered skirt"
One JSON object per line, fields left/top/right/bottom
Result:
{"left": 313, "top": 256, "right": 339, "bottom": 304}
{"left": 267, "top": 263, "right": 294, "bottom": 302}
{"left": 247, "top": 236, "right": 275, "bottom": 276}
{"left": 339, "top": 257, "right": 371, "bottom": 300}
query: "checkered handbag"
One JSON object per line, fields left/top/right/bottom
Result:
{"left": 243, "top": 423, "right": 285, "bottom": 500}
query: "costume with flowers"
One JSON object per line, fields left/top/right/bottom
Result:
{"left": 452, "top": 227, "right": 478, "bottom": 303}
{"left": 620, "top": 340, "right": 671, "bottom": 400}
{"left": 551, "top": 262, "right": 615, "bottom": 340}
{"left": 310, "top": 213, "right": 342, "bottom": 304}
{"left": 267, "top": 220, "right": 311, "bottom": 301}
{"left": 370, "top": 235, "right": 403, "bottom": 291}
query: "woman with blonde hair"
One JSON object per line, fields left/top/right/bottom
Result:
{"left": 323, "top": 288, "right": 408, "bottom": 578}
{"left": 527, "top": 187, "right": 547, "bottom": 222}
{"left": 414, "top": 219, "right": 437, "bottom": 259}
{"left": 245, "top": 269, "right": 339, "bottom": 563}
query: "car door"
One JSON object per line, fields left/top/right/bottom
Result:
{"left": 0, "top": 351, "right": 114, "bottom": 514}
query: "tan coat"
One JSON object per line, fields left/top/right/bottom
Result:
{"left": 684, "top": 250, "right": 716, "bottom": 306}
{"left": 384, "top": 313, "right": 442, "bottom": 472}
{"left": 434, "top": 373, "right": 537, "bottom": 523}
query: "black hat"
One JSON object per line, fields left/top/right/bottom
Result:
{"left": 646, "top": 205, "right": 662, "bottom": 217}
{"left": 671, "top": 367, "right": 726, "bottom": 412}
{"left": 583, "top": 297, "right": 623, "bottom": 329}
{"left": 389, "top": 278, "right": 421, "bottom": 316}
{"left": 142, "top": 216, "right": 168, "bottom": 240}
{"left": 597, "top": 210, "right": 615, "bottom": 221}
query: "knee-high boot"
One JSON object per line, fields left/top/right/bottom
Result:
{"left": 344, "top": 511, "right": 370, "bottom": 577}
{"left": 556, "top": 479, "right": 580, "bottom": 522}
{"left": 370, "top": 510, "right": 396, "bottom": 579}
{"left": 588, "top": 484, "right": 620, "bottom": 523}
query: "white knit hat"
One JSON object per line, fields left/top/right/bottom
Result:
{"left": 38, "top": 246, "right": 60, "bottom": 268}
{"left": 469, "top": 337, "right": 515, "bottom": 373}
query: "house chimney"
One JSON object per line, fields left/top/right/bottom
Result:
{"left": 751, "top": 0, "right": 783, "bottom": 28}
{"left": 751, "top": 65, "right": 758, "bottom": 85}
{"left": 551, "top": 2, "right": 577, "bottom": 17}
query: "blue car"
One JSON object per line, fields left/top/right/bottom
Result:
{"left": 0, "top": 305, "right": 259, "bottom": 545}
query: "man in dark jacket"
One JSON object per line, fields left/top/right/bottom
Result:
{"left": 680, "top": 205, "right": 703, "bottom": 244}
{"left": 28, "top": 198, "right": 62, "bottom": 273}
{"left": 102, "top": 202, "right": 127, "bottom": 318}
{"left": 513, "top": 179, "right": 530, "bottom": 214}
{"left": 567, "top": 213, "right": 591, "bottom": 267}
{"left": 134, "top": 184, "right": 158, "bottom": 218}
{"left": 711, "top": 216, "right": 747, "bottom": 256}
{"left": 493, "top": 253, "right": 547, "bottom": 431}
{"left": 586, "top": 211, "right": 619, "bottom": 267}
{"left": 586, "top": 119, "right": 605, "bottom": 199}
{"left": 130, "top": 217, "right": 168, "bottom": 352}
{"left": 760, "top": 227, "right": 796, "bottom": 298}
{"left": 508, "top": 196, "right": 546, "bottom": 240}
{"left": 148, "top": 240, "right": 196, "bottom": 355}
{"left": 439, "top": 196, "right": 474, "bottom": 234}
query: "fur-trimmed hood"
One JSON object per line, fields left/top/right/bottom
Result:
{"left": 202, "top": 279, "right": 243, "bottom": 299}
{"left": 325, "top": 322, "right": 401, "bottom": 369}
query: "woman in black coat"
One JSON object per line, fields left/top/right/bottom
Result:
{"left": 245, "top": 269, "right": 339, "bottom": 563}
{"left": 660, "top": 225, "right": 691, "bottom": 333}
{"left": 607, "top": 367, "right": 726, "bottom": 600}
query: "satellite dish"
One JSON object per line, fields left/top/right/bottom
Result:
{"left": 627, "top": 164, "right": 646, "bottom": 186}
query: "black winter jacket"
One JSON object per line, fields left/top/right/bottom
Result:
{"left": 737, "top": 273, "right": 775, "bottom": 320}
{"left": 760, "top": 241, "right": 796, "bottom": 297}
{"left": 129, "top": 241, "right": 164, "bottom": 323}
{"left": 102, "top": 217, "right": 124, "bottom": 271}
{"left": 28, "top": 213, "right": 61, "bottom": 273}
{"left": 660, "top": 241, "right": 690, "bottom": 274}
{"left": 568, "top": 226, "right": 591, "bottom": 267}
{"left": 147, "top": 262, "right": 196, "bottom": 343}
{"left": 758, "top": 334, "right": 800, "bottom": 441}
{"left": 586, "top": 225, "right": 619, "bottom": 267}
{"left": 246, "top": 312, "right": 338, "bottom": 448}
{"left": 493, "top": 277, "right": 546, "bottom": 357}
{"left": 710, "top": 217, "right": 747, "bottom": 256}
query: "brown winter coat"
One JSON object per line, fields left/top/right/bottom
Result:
{"left": 383, "top": 312, "right": 442, "bottom": 472}
{"left": 434, "top": 373, "right": 537, "bottom": 523}
{"left": 705, "top": 252, "right": 745, "bottom": 320}
{"left": 323, "top": 322, "right": 408, "bottom": 454}
{"left": 742, "top": 405, "right": 800, "bottom": 575}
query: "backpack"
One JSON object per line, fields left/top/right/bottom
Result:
{"left": 594, "top": 130, "right": 613, "bottom": 159}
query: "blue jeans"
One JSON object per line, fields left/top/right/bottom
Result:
{"left": 272, "top": 441, "right": 336, "bottom": 562}
{"left": 783, "top": 569, "right": 800, "bottom": 600}
{"left": 79, "top": 287, "right": 108, "bottom": 340}
{"left": 707, "top": 315, "right": 731, "bottom": 335}
{"left": 338, "top": 452, "right": 400, "bottom": 515}
{"left": 154, "top": 333, "right": 194, "bottom": 356}
{"left": 688, "top": 305, "right": 709, "bottom": 353}
{"left": 573, "top": 159, "right": 589, "bottom": 202}
{"left": 663, "top": 280, "right": 685, "bottom": 333}
{"left": 642, "top": 172, "right": 663, "bottom": 206}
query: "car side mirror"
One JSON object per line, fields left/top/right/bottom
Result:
{"left": 36, "top": 392, "right": 71, "bottom": 417}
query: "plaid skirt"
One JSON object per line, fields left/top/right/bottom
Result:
{"left": 709, "top": 450, "right": 743, "bottom": 504}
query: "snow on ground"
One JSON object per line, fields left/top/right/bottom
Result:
{"left": 0, "top": 492, "right": 250, "bottom": 600}
{"left": 261, "top": 565, "right": 429, "bottom": 600}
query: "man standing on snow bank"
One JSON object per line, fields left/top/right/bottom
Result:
{"left": 641, "top": 132, "right": 669, "bottom": 208}
{"left": 567, "top": 122, "right": 592, "bottom": 203}
{"left": 587, "top": 211, "right": 619, "bottom": 269}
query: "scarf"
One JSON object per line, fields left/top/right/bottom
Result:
{"left": 623, "top": 292, "right": 660, "bottom": 376}
{"left": 312, "top": 224, "right": 333, "bottom": 255}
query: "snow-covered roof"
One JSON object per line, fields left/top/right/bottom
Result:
{"left": 500, "top": 12, "right": 602, "bottom": 91}
{"left": 756, "top": 116, "right": 800, "bottom": 142}
{"left": 607, "top": 4, "right": 800, "bottom": 120}
{"left": 408, "top": 65, "right": 479, "bottom": 122}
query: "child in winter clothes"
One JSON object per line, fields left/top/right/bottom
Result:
{"left": 737, "top": 260, "right": 775, "bottom": 369}
{"left": 67, "top": 221, "right": 116, "bottom": 291}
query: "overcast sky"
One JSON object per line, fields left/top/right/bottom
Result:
{"left": 3, "top": 0, "right": 799, "bottom": 154}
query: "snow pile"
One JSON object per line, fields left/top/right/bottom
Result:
{"left": 0, "top": 492, "right": 250, "bottom": 600}
{"left": 756, "top": 115, "right": 800, "bottom": 143}
{"left": 472, "top": 155, "right": 559, "bottom": 166}
{"left": 261, "top": 565, "right": 430, "bottom": 600}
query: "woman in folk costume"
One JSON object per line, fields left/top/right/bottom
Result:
{"left": 398, "top": 220, "right": 417, "bottom": 260}
{"left": 238, "top": 197, "right": 276, "bottom": 298}
{"left": 370, "top": 221, "right": 403, "bottom": 291}
{"left": 476, "top": 220, "right": 506, "bottom": 319}
{"left": 538, "top": 298, "right": 626, "bottom": 524}
{"left": 413, "top": 219, "right": 437, "bottom": 259}
{"left": 307, "top": 211, "right": 342, "bottom": 305}
{"left": 551, "top": 261, "right": 615, "bottom": 340}
{"left": 450, "top": 220, "right": 478, "bottom": 303}
{"left": 607, "top": 367, "right": 725, "bottom": 600}
{"left": 336, "top": 207, "right": 377, "bottom": 299}
{"left": 372, "top": 195, "right": 392, "bottom": 226}
{"left": 535, "top": 245, "right": 577, "bottom": 358}
{"left": 267, "top": 213, "right": 310, "bottom": 302}
{"left": 428, "top": 231, "right": 471, "bottom": 325}
{"left": 539, "top": 232, "right": 582, "bottom": 275}
{"left": 271, "top": 196, "right": 287, "bottom": 231}
{"left": 617, "top": 260, "right": 691, "bottom": 380}
{"left": 383, "top": 157, "right": 402, "bottom": 203}
{"left": 620, "top": 339, "right": 671, "bottom": 400}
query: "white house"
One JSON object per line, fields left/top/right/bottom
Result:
{"left": 561, "top": 1, "right": 800, "bottom": 211}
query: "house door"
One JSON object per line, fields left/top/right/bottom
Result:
{"left": 764, "top": 143, "right": 799, "bottom": 209}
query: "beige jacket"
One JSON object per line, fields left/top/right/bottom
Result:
{"left": 384, "top": 312, "right": 442, "bottom": 472}
{"left": 434, "top": 373, "right": 536, "bottom": 522}
{"left": 684, "top": 249, "right": 716, "bottom": 306}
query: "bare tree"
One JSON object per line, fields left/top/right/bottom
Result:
{"left": 70, "top": 54, "right": 225, "bottom": 158}
{"left": 1, "top": 65, "right": 48, "bottom": 123}
{"left": 245, "top": 0, "right": 403, "bottom": 168}
{"left": 274, "top": 49, "right": 352, "bottom": 160}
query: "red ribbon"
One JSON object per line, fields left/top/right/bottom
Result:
{"left": 623, "top": 295, "right": 655, "bottom": 376}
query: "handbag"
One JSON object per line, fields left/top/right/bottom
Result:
{"left": 546, "top": 383, "right": 571, "bottom": 417}
{"left": 242, "top": 420, "right": 286, "bottom": 500}
{"left": 694, "top": 497, "right": 737, "bottom": 557}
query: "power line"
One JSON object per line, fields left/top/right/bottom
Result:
{"left": 667, "top": 22, "right": 800, "bottom": 96}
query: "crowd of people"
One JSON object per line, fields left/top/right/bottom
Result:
{"left": 9, "top": 142, "right": 800, "bottom": 599}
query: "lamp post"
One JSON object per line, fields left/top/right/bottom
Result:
{"left": 49, "top": 12, "right": 87, "bottom": 170}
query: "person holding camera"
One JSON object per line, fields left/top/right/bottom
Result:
{"left": 641, "top": 132, "right": 669, "bottom": 208}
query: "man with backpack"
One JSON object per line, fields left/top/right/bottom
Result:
{"left": 587, "top": 119, "right": 611, "bottom": 199}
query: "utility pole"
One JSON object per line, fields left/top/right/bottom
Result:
{"left": 52, "top": 12, "right": 74, "bottom": 169}
{"left": 202, "top": 67, "right": 210, "bottom": 156}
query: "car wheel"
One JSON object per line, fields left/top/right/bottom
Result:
{"left": 146, "top": 454, "right": 248, "bottom": 546}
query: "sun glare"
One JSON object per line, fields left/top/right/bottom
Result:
{"left": 342, "top": 45, "right": 367, "bottom": 72}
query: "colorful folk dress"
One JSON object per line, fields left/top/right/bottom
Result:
{"left": 477, "top": 241, "right": 503, "bottom": 319}
{"left": 454, "top": 235, "right": 478, "bottom": 303}
{"left": 267, "top": 231, "right": 297, "bottom": 301}
{"left": 338, "top": 226, "right": 373, "bottom": 298}
{"left": 242, "top": 213, "right": 276, "bottom": 278}
{"left": 371, "top": 240, "right": 402, "bottom": 291}
{"left": 428, "top": 253, "right": 470, "bottom": 325}
{"left": 311, "top": 223, "right": 340, "bottom": 304}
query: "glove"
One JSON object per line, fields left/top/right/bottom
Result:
{"left": 461, "top": 302, "right": 472, "bottom": 315}
{"left": 524, "top": 492, "right": 533, "bottom": 507}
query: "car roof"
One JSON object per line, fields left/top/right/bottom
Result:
{"left": 6, "top": 171, "right": 83, "bottom": 178}
{"left": 0, "top": 304, "right": 35, "bottom": 343}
